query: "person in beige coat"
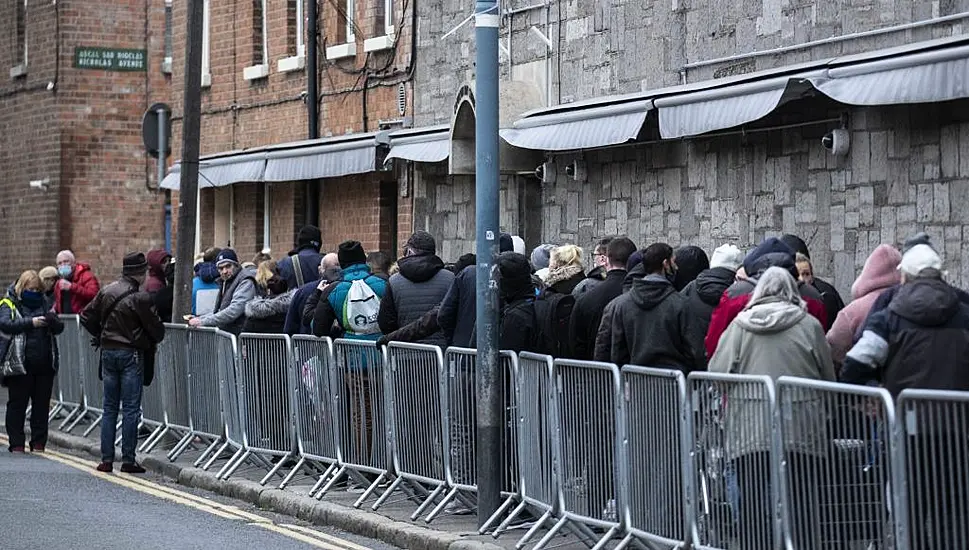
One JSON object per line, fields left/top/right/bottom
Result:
{"left": 708, "top": 266, "right": 835, "bottom": 550}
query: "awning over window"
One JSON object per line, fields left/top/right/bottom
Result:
{"left": 263, "top": 134, "right": 378, "bottom": 182}
{"left": 499, "top": 99, "right": 651, "bottom": 151}
{"left": 159, "top": 152, "right": 267, "bottom": 191}
{"left": 810, "top": 42, "right": 969, "bottom": 106}
{"left": 385, "top": 125, "right": 450, "bottom": 163}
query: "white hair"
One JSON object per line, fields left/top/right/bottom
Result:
{"left": 746, "top": 266, "right": 804, "bottom": 309}
{"left": 56, "top": 250, "right": 76, "bottom": 263}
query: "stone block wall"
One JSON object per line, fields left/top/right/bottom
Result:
{"left": 540, "top": 100, "right": 969, "bottom": 296}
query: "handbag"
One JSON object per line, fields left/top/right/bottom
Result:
{"left": 0, "top": 298, "right": 27, "bottom": 378}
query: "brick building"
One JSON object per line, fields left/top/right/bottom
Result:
{"left": 0, "top": 0, "right": 170, "bottom": 283}
{"left": 411, "top": 0, "right": 969, "bottom": 296}
{"left": 164, "top": 0, "right": 418, "bottom": 260}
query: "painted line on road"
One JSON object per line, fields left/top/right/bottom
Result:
{"left": 1, "top": 436, "right": 370, "bottom": 550}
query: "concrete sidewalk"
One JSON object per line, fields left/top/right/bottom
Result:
{"left": 46, "top": 428, "right": 565, "bottom": 550}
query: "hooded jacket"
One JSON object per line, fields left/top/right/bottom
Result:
{"left": 144, "top": 250, "right": 171, "bottom": 293}
{"left": 312, "top": 263, "right": 388, "bottom": 341}
{"left": 54, "top": 262, "right": 100, "bottom": 315}
{"left": 843, "top": 278, "right": 969, "bottom": 396}
{"left": 192, "top": 262, "right": 222, "bottom": 316}
{"left": 705, "top": 238, "right": 828, "bottom": 358}
{"left": 243, "top": 289, "right": 295, "bottom": 334}
{"left": 437, "top": 265, "right": 476, "bottom": 348}
{"left": 595, "top": 275, "right": 700, "bottom": 372}
{"left": 377, "top": 253, "right": 454, "bottom": 346}
{"left": 569, "top": 269, "right": 626, "bottom": 360}
{"left": 680, "top": 266, "right": 736, "bottom": 367}
{"left": 543, "top": 264, "right": 586, "bottom": 295}
{"left": 278, "top": 248, "right": 324, "bottom": 291}
{"left": 200, "top": 266, "right": 256, "bottom": 335}
{"left": 826, "top": 245, "right": 900, "bottom": 365}
{"left": 708, "top": 299, "right": 835, "bottom": 460}
{"left": 0, "top": 295, "right": 63, "bottom": 376}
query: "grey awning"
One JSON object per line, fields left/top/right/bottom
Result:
{"left": 263, "top": 135, "right": 377, "bottom": 182}
{"left": 159, "top": 153, "right": 267, "bottom": 191}
{"left": 499, "top": 99, "right": 651, "bottom": 151}
{"left": 811, "top": 43, "right": 969, "bottom": 106}
{"left": 656, "top": 73, "right": 822, "bottom": 139}
{"left": 385, "top": 126, "right": 450, "bottom": 163}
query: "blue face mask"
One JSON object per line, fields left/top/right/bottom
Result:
{"left": 21, "top": 290, "right": 44, "bottom": 308}
{"left": 58, "top": 265, "right": 72, "bottom": 278}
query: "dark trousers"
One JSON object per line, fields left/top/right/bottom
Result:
{"left": 5, "top": 373, "right": 56, "bottom": 450}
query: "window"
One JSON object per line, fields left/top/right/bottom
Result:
{"left": 201, "top": 0, "right": 211, "bottom": 86}
{"left": 278, "top": 0, "right": 306, "bottom": 72}
{"left": 10, "top": 0, "right": 27, "bottom": 78}
{"left": 326, "top": 0, "right": 356, "bottom": 59}
{"left": 244, "top": 0, "right": 270, "bottom": 80}
{"left": 364, "top": 0, "right": 394, "bottom": 52}
{"left": 162, "top": 0, "right": 173, "bottom": 73}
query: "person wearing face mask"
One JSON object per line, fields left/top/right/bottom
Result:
{"left": 38, "top": 266, "right": 60, "bottom": 309}
{"left": 53, "top": 249, "right": 101, "bottom": 315}
{"left": 1, "top": 270, "right": 64, "bottom": 453}
{"left": 594, "top": 242, "right": 701, "bottom": 374}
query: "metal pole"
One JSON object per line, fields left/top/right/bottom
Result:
{"left": 156, "top": 107, "right": 167, "bottom": 191}
{"left": 305, "top": 0, "right": 321, "bottom": 226}
{"left": 474, "top": 0, "right": 501, "bottom": 527}
{"left": 173, "top": 0, "right": 204, "bottom": 320}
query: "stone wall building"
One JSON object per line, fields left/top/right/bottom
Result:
{"left": 410, "top": 0, "right": 969, "bottom": 296}
{"left": 0, "top": 0, "right": 170, "bottom": 283}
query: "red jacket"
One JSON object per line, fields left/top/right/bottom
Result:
{"left": 704, "top": 280, "right": 828, "bottom": 360}
{"left": 54, "top": 262, "right": 101, "bottom": 315}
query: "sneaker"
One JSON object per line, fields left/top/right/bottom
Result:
{"left": 121, "top": 462, "right": 147, "bottom": 474}
{"left": 96, "top": 462, "right": 113, "bottom": 473}
{"left": 30, "top": 444, "right": 45, "bottom": 453}
{"left": 10, "top": 446, "right": 25, "bottom": 454}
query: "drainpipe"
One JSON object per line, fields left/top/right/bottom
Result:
{"left": 305, "top": 0, "right": 321, "bottom": 227}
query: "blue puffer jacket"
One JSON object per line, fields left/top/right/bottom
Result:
{"left": 312, "top": 263, "right": 387, "bottom": 342}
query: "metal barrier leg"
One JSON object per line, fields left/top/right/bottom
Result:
{"left": 200, "top": 440, "right": 232, "bottom": 470}
{"left": 63, "top": 409, "right": 89, "bottom": 433}
{"left": 426, "top": 486, "right": 460, "bottom": 523}
{"left": 530, "top": 516, "right": 570, "bottom": 550}
{"left": 167, "top": 432, "right": 197, "bottom": 461}
{"left": 219, "top": 449, "right": 250, "bottom": 480}
{"left": 515, "top": 510, "right": 553, "bottom": 550}
{"left": 307, "top": 463, "right": 338, "bottom": 498}
{"left": 81, "top": 414, "right": 105, "bottom": 437}
{"left": 58, "top": 407, "right": 83, "bottom": 431}
{"left": 193, "top": 438, "right": 222, "bottom": 467}
{"left": 589, "top": 525, "right": 620, "bottom": 550}
{"left": 278, "top": 457, "right": 306, "bottom": 489}
{"left": 368, "top": 474, "right": 402, "bottom": 510}
{"left": 258, "top": 452, "right": 293, "bottom": 486}
{"left": 316, "top": 465, "right": 349, "bottom": 498}
{"left": 48, "top": 402, "right": 64, "bottom": 423}
{"left": 409, "top": 483, "right": 446, "bottom": 521}
{"left": 479, "top": 495, "right": 517, "bottom": 535}
{"left": 494, "top": 500, "right": 530, "bottom": 538}
{"left": 140, "top": 425, "right": 170, "bottom": 453}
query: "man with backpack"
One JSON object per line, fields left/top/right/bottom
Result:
{"left": 595, "top": 242, "right": 701, "bottom": 373}
{"left": 311, "top": 240, "right": 387, "bottom": 340}
{"left": 278, "top": 225, "right": 324, "bottom": 291}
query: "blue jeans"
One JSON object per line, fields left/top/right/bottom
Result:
{"left": 100, "top": 349, "right": 143, "bottom": 463}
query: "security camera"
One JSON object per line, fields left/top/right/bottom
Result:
{"left": 822, "top": 129, "right": 850, "bottom": 156}
{"left": 29, "top": 178, "right": 51, "bottom": 190}
{"left": 535, "top": 162, "right": 556, "bottom": 184}
{"left": 565, "top": 159, "right": 587, "bottom": 182}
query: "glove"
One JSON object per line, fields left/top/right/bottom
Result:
{"left": 376, "top": 335, "right": 390, "bottom": 347}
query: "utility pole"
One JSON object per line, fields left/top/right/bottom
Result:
{"left": 172, "top": 0, "right": 205, "bottom": 320}
{"left": 474, "top": 0, "right": 501, "bottom": 527}
{"left": 305, "top": 0, "right": 320, "bottom": 226}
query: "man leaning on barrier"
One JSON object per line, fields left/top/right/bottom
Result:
{"left": 80, "top": 252, "right": 165, "bottom": 474}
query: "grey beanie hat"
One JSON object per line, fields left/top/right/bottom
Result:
{"left": 530, "top": 244, "right": 554, "bottom": 270}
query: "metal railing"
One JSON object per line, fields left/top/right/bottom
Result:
{"left": 49, "top": 326, "right": 969, "bottom": 550}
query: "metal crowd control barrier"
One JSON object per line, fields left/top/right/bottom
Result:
{"left": 316, "top": 338, "right": 392, "bottom": 509}
{"left": 138, "top": 338, "right": 170, "bottom": 449}
{"left": 496, "top": 352, "right": 558, "bottom": 549}
{"left": 617, "top": 366, "right": 695, "bottom": 549}
{"left": 533, "top": 359, "right": 622, "bottom": 550}
{"left": 168, "top": 328, "right": 226, "bottom": 462}
{"left": 63, "top": 323, "right": 105, "bottom": 436}
{"left": 54, "top": 315, "right": 86, "bottom": 428}
{"left": 449, "top": 349, "right": 521, "bottom": 533}
{"left": 204, "top": 330, "right": 244, "bottom": 471}
{"left": 776, "top": 377, "right": 899, "bottom": 550}
{"left": 689, "top": 372, "right": 782, "bottom": 550}
{"left": 220, "top": 333, "right": 298, "bottom": 485}
{"left": 283, "top": 335, "right": 340, "bottom": 493}
{"left": 141, "top": 325, "right": 191, "bottom": 453}
{"left": 373, "top": 343, "right": 448, "bottom": 520}
{"left": 897, "top": 389, "right": 969, "bottom": 550}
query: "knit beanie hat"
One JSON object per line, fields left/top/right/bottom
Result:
{"left": 297, "top": 225, "right": 323, "bottom": 251}
{"left": 710, "top": 244, "right": 744, "bottom": 272}
{"left": 405, "top": 230, "right": 436, "bottom": 255}
{"left": 215, "top": 248, "right": 240, "bottom": 267}
{"left": 899, "top": 244, "right": 942, "bottom": 277}
{"left": 530, "top": 244, "right": 554, "bottom": 270}
{"left": 338, "top": 240, "right": 368, "bottom": 268}
{"left": 497, "top": 252, "right": 534, "bottom": 300}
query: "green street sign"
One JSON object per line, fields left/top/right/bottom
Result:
{"left": 73, "top": 47, "right": 147, "bottom": 72}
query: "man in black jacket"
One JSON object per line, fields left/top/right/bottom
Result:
{"left": 438, "top": 234, "right": 513, "bottom": 348}
{"left": 595, "top": 243, "right": 700, "bottom": 373}
{"left": 497, "top": 252, "right": 540, "bottom": 353}
{"left": 569, "top": 237, "right": 636, "bottom": 360}
{"left": 680, "top": 243, "right": 744, "bottom": 369}
{"left": 80, "top": 252, "right": 165, "bottom": 474}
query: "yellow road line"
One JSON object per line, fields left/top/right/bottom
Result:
{"left": 0, "top": 436, "right": 372, "bottom": 550}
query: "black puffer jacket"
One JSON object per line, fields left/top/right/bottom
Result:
{"left": 596, "top": 275, "right": 700, "bottom": 373}
{"left": 378, "top": 253, "right": 455, "bottom": 346}
{"left": 0, "top": 297, "right": 63, "bottom": 375}
{"left": 569, "top": 270, "right": 626, "bottom": 360}
{"left": 680, "top": 267, "right": 736, "bottom": 368}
